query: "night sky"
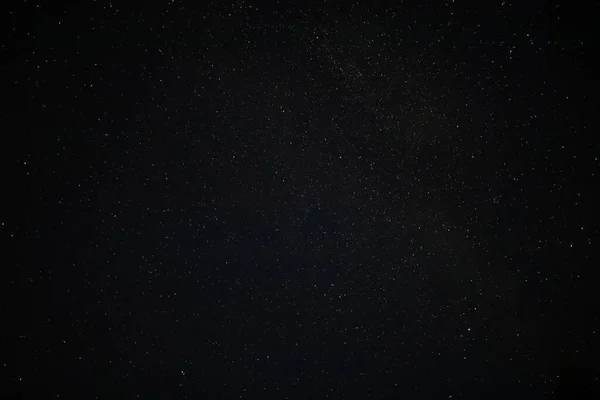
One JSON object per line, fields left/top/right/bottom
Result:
{"left": 3, "top": 0, "right": 599, "bottom": 398}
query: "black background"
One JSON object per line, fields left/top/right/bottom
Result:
{"left": 2, "top": 0, "right": 598, "bottom": 398}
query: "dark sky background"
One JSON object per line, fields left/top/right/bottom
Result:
{"left": 2, "top": 0, "right": 599, "bottom": 398}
